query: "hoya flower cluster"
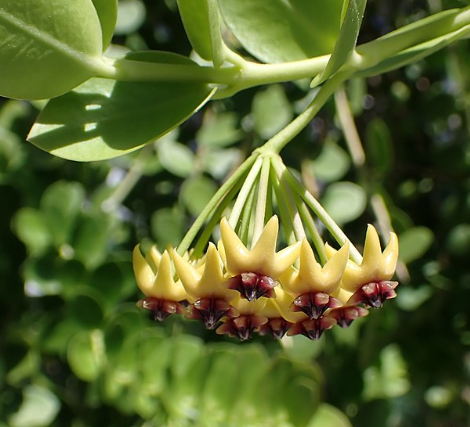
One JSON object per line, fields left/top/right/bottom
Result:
{"left": 134, "top": 215, "right": 398, "bottom": 341}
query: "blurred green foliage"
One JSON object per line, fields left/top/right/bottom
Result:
{"left": 2, "top": 1, "right": 470, "bottom": 426}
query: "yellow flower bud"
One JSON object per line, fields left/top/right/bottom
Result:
{"left": 281, "top": 240, "right": 349, "bottom": 296}
{"left": 326, "top": 225, "right": 399, "bottom": 292}
{"left": 171, "top": 243, "right": 237, "bottom": 301}
{"left": 133, "top": 245, "right": 186, "bottom": 302}
{"left": 219, "top": 216, "right": 301, "bottom": 279}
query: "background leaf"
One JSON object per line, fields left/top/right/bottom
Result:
{"left": 8, "top": 385, "right": 61, "bottom": 427}
{"left": 252, "top": 85, "right": 293, "bottom": 139}
{"left": 398, "top": 226, "right": 434, "bottom": 264}
{"left": 321, "top": 181, "right": 367, "bottom": 224}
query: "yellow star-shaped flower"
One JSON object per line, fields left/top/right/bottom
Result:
{"left": 280, "top": 240, "right": 349, "bottom": 296}
{"left": 218, "top": 215, "right": 301, "bottom": 279}
{"left": 326, "top": 225, "right": 398, "bottom": 292}
{"left": 133, "top": 245, "right": 186, "bottom": 301}
{"left": 171, "top": 242, "right": 237, "bottom": 301}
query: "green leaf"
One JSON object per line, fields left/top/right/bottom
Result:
{"left": 70, "top": 292, "right": 105, "bottom": 329}
{"left": 200, "top": 346, "right": 240, "bottom": 422}
{"left": 12, "top": 208, "right": 51, "bottom": 255}
{"left": 91, "top": 0, "right": 118, "bottom": 49}
{"left": 180, "top": 175, "right": 217, "bottom": 216}
{"left": 308, "top": 403, "right": 352, "bottom": 427}
{"left": 41, "top": 181, "right": 85, "bottom": 245}
{"left": 227, "top": 345, "right": 269, "bottom": 423}
{"left": 8, "top": 385, "right": 61, "bottom": 427}
{"left": 157, "top": 138, "right": 195, "bottom": 177}
{"left": 310, "top": 142, "right": 350, "bottom": 183}
{"left": 447, "top": 223, "right": 470, "bottom": 256}
{"left": 252, "top": 85, "right": 293, "bottom": 139}
{"left": 197, "top": 112, "right": 242, "bottom": 147}
{"left": 138, "top": 333, "right": 171, "bottom": 397}
{"left": 321, "top": 181, "right": 367, "bottom": 224}
{"left": 365, "top": 118, "right": 394, "bottom": 177}
{"left": 67, "top": 330, "right": 104, "bottom": 382}
{"left": 177, "top": 0, "right": 225, "bottom": 66}
{"left": 363, "top": 344, "right": 410, "bottom": 400}
{"left": 151, "top": 207, "right": 185, "bottom": 248}
{"left": 219, "top": 0, "right": 343, "bottom": 63}
{"left": 398, "top": 226, "right": 434, "bottom": 263}
{"left": 72, "top": 214, "right": 109, "bottom": 269}
{"left": 28, "top": 51, "right": 214, "bottom": 161}
{"left": 0, "top": 0, "right": 104, "bottom": 100}
{"left": 312, "top": 0, "right": 367, "bottom": 86}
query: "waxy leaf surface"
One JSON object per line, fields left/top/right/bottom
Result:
{"left": 28, "top": 52, "right": 215, "bottom": 161}
{"left": 0, "top": 0, "right": 104, "bottom": 99}
{"left": 219, "top": 0, "right": 343, "bottom": 63}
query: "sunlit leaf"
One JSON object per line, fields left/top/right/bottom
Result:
{"left": 28, "top": 51, "right": 214, "bottom": 161}
{"left": 8, "top": 385, "right": 61, "bottom": 427}
{"left": 0, "top": 0, "right": 104, "bottom": 99}
{"left": 219, "top": 0, "right": 343, "bottom": 63}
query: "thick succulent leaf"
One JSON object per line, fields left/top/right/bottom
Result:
{"left": 219, "top": 0, "right": 343, "bottom": 63}
{"left": 177, "top": 0, "right": 225, "bottom": 66}
{"left": 91, "top": 0, "right": 118, "bottom": 49}
{"left": 0, "top": 0, "right": 104, "bottom": 100}
{"left": 28, "top": 51, "right": 215, "bottom": 161}
{"left": 312, "top": 0, "right": 367, "bottom": 86}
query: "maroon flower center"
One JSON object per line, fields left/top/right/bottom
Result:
{"left": 186, "top": 297, "right": 238, "bottom": 329}
{"left": 217, "top": 315, "right": 268, "bottom": 341}
{"left": 138, "top": 297, "right": 186, "bottom": 321}
{"left": 288, "top": 317, "right": 337, "bottom": 340}
{"left": 257, "top": 317, "right": 292, "bottom": 339}
{"left": 226, "top": 272, "right": 278, "bottom": 301}
{"left": 290, "top": 292, "right": 342, "bottom": 319}
{"left": 347, "top": 281, "right": 398, "bottom": 308}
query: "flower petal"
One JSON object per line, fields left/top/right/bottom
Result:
{"left": 133, "top": 245, "right": 156, "bottom": 296}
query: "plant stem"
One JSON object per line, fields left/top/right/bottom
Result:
{"left": 261, "top": 73, "right": 347, "bottom": 155}
{"left": 275, "top": 157, "right": 363, "bottom": 263}
{"left": 177, "top": 153, "right": 258, "bottom": 255}
{"left": 252, "top": 156, "right": 271, "bottom": 246}
{"left": 229, "top": 157, "right": 263, "bottom": 229}
{"left": 334, "top": 86, "right": 365, "bottom": 167}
